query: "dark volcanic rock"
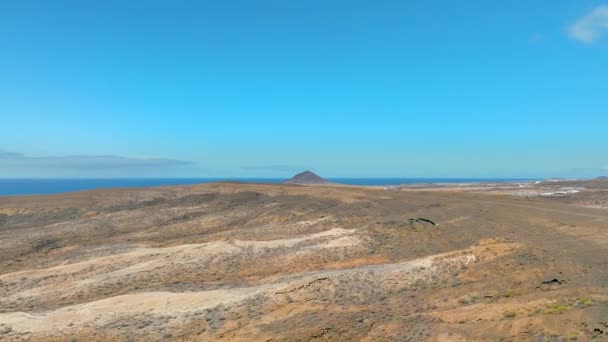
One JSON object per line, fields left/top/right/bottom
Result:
{"left": 541, "top": 278, "right": 565, "bottom": 285}
{"left": 283, "top": 171, "right": 331, "bottom": 185}
{"left": 407, "top": 218, "right": 437, "bottom": 231}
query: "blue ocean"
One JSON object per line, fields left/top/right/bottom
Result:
{"left": 0, "top": 178, "right": 534, "bottom": 196}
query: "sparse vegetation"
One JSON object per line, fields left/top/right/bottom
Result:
{"left": 503, "top": 311, "right": 516, "bottom": 319}
{"left": 458, "top": 294, "right": 480, "bottom": 306}
{"left": 0, "top": 326, "right": 11, "bottom": 335}
{"left": 32, "top": 238, "right": 61, "bottom": 252}
{"left": 1, "top": 181, "right": 607, "bottom": 340}
{"left": 538, "top": 304, "right": 571, "bottom": 315}
{"left": 577, "top": 297, "right": 593, "bottom": 307}
{"left": 0, "top": 213, "right": 8, "bottom": 225}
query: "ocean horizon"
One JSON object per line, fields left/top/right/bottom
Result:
{"left": 0, "top": 178, "right": 538, "bottom": 196}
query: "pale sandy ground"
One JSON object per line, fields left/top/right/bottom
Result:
{"left": 0, "top": 233, "right": 516, "bottom": 336}
{"left": 0, "top": 225, "right": 360, "bottom": 306}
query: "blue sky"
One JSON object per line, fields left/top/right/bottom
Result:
{"left": 1, "top": 0, "right": 607, "bottom": 178}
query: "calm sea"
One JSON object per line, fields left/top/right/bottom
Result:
{"left": 0, "top": 178, "right": 535, "bottom": 196}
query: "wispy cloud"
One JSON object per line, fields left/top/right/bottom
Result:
{"left": 0, "top": 150, "right": 192, "bottom": 170}
{"left": 568, "top": 5, "right": 608, "bottom": 43}
{"left": 240, "top": 165, "right": 298, "bottom": 172}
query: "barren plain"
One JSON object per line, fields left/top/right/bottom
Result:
{"left": 1, "top": 180, "right": 608, "bottom": 341}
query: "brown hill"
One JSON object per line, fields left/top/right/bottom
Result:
{"left": 1, "top": 181, "right": 608, "bottom": 340}
{"left": 283, "top": 170, "right": 330, "bottom": 185}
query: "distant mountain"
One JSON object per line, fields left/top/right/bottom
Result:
{"left": 283, "top": 171, "right": 330, "bottom": 185}
{"left": 596, "top": 176, "right": 608, "bottom": 180}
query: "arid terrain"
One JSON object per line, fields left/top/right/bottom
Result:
{"left": 1, "top": 179, "right": 608, "bottom": 341}
{"left": 390, "top": 178, "right": 608, "bottom": 210}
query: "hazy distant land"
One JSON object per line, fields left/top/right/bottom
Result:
{"left": 0, "top": 175, "right": 539, "bottom": 196}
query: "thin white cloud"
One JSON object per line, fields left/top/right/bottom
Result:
{"left": 568, "top": 5, "right": 608, "bottom": 43}
{"left": 0, "top": 150, "right": 192, "bottom": 170}
{"left": 241, "top": 165, "right": 297, "bottom": 172}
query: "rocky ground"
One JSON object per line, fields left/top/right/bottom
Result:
{"left": 1, "top": 181, "right": 608, "bottom": 341}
